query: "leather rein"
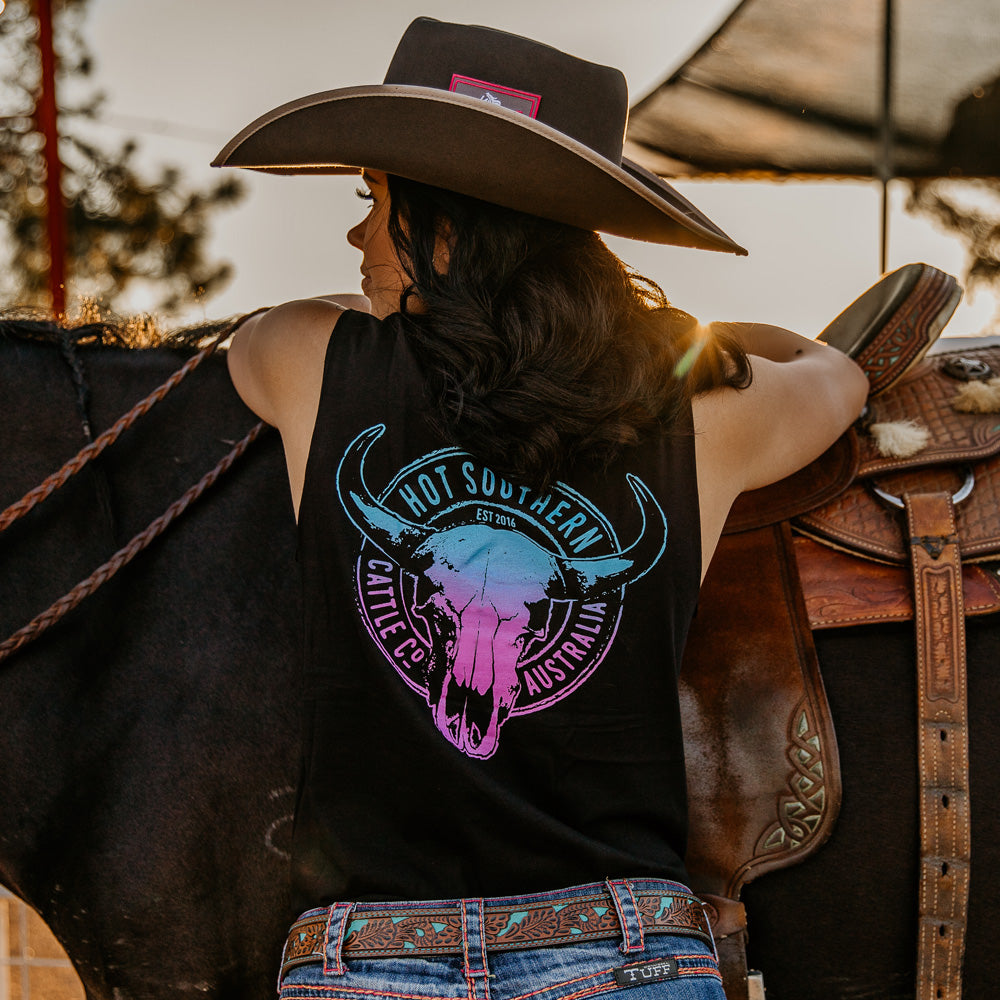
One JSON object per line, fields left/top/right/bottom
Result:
{"left": 0, "top": 313, "right": 268, "bottom": 664}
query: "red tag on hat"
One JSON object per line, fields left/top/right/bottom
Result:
{"left": 449, "top": 74, "right": 541, "bottom": 117}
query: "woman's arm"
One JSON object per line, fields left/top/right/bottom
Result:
{"left": 227, "top": 298, "right": 350, "bottom": 517}
{"left": 692, "top": 321, "right": 868, "bottom": 579}
{"left": 699, "top": 321, "right": 868, "bottom": 489}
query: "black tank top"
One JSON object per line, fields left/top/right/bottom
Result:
{"left": 292, "top": 310, "right": 702, "bottom": 911}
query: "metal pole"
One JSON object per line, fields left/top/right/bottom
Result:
{"left": 34, "top": 0, "right": 67, "bottom": 316}
{"left": 878, "top": 0, "right": 894, "bottom": 275}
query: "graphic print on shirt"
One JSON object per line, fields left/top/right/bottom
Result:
{"left": 337, "top": 424, "right": 668, "bottom": 760}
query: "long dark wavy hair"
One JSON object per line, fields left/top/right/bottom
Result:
{"left": 385, "top": 174, "right": 750, "bottom": 489}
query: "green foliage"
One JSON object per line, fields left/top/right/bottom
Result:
{"left": 0, "top": 0, "right": 244, "bottom": 314}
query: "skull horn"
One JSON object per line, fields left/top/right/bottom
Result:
{"left": 336, "top": 424, "right": 432, "bottom": 567}
{"left": 551, "top": 474, "right": 667, "bottom": 600}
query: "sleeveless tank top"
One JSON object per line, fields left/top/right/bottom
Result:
{"left": 292, "top": 310, "right": 702, "bottom": 911}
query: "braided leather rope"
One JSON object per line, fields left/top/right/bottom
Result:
{"left": 0, "top": 420, "right": 266, "bottom": 664}
{"left": 0, "top": 310, "right": 269, "bottom": 663}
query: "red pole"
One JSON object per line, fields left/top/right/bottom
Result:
{"left": 34, "top": 0, "right": 67, "bottom": 316}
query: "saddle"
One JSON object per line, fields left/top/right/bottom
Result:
{"left": 680, "top": 263, "right": 1000, "bottom": 1000}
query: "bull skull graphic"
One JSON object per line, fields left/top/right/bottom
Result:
{"left": 337, "top": 425, "right": 667, "bottom": 759}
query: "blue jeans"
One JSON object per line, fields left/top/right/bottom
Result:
{"left": 278, "top": 879, "right": 724, "bottom": 1000}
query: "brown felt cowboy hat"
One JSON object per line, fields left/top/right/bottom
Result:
{"left": 212, "top": 17, "right": 747, "bottom": 254}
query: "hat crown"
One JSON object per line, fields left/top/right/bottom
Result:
{"left": 383, "top": 18, "right": 629, "bottom": 164}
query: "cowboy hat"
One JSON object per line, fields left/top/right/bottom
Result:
{"left": 212, "top": 17, "right": 747, "bottom": 254}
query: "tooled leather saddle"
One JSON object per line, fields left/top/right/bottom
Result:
{"left": 679, "top": 263, "right": 1000, "bottom": 1000}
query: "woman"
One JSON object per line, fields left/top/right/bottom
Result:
{"left": 217, "top": 18, "right": 868, "bottom": 1000}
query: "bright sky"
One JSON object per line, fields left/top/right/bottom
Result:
{"left": 77, "top": 0, "right": 997, "bottom": 337}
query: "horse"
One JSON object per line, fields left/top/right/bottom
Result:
{"left": 1, "top": 310, "right": 998, "bottom": 1000}
{"left": 0, "top": 317, "right": 301, "bottom": 1000}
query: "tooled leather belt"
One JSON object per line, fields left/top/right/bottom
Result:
{"left": 281, "top": 887, "right": 713, "bottom": 974}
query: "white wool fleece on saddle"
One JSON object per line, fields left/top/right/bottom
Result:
{"left": 951, "top": 377, "right": 1000, "bottom": 414}
{"left": 868, "top": 419, "right": 931, "bottom": 459}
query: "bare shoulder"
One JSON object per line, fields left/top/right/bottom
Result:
{"left": 228, "top": 297, "right": 362, "bottom": 518}
{"left": 227, "top": 298, "right": 349, "bottom": 431}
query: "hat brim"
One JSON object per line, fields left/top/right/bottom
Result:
{"left": 213, "top": 85, "right": 747, "bottom": 255}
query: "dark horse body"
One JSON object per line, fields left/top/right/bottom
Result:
{"left": 0, "top": 323, "right": 300, "bottom": 1000}
{"left": 1, "top": 321, "right": 998, "bottom": 1000}
{"left": 744, "top": 618, "right": 1000, "bottom": 1000}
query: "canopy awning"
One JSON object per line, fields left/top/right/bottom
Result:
{"left": 626, "top": 0, "right": 1000, "bottom": 180}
